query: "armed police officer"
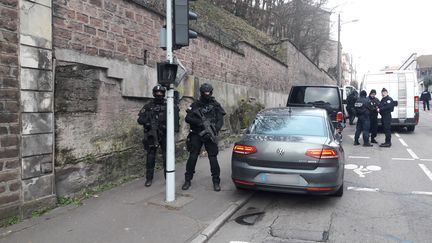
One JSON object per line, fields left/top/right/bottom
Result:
{"left": 182, "top": 83, "right": 226, "bottom": 192}
{"left": 378, "top": 88, "right": 394, "bottom": 147}
{"left": 354, "top": 90, "right": 374, "bottom": 147}
{"left": 368, "top": 89, "right": 380, "bottom": 143}
{"left": 137, "top": 85, "right": 179, "bottom": 187}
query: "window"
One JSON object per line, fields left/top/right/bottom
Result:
{"left": 249, "top": 115, "right": 327, "bottom": 137}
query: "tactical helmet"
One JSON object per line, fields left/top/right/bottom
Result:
{"left": 153, "top": 84, "right": 166, "bottom": 98}
{"left": 199, "top": 83, "right": 213, "bottom": 93}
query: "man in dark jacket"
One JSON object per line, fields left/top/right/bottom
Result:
{"left": 420, "top": 89, "right": 431, "bottom": 111}
{"left": 137, "top": 85, "right": 180, "bottom": 187}
{"left": 346, "top": 90, "right": 358, "bottom": 125}
{"left": 354, "top": 90, "right": 374, "bottom": 147}
{"left": 378, "top": 88, "right": 395, "bottom": 147}
{"left": 182, "top": 83, "right": 226, "bottom": 191}
{"left": 368, "top": 89, "right": 380, "bottom": 143}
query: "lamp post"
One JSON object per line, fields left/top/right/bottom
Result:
{"left": 337, "top": 14, "right": 358, "bottom": 87}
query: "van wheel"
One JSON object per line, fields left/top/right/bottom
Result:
{"left": 333, "top": 184, "right": 344, "bottom": 197}
{"left": 407, "top": 126, "right": 415, "bottom": 132}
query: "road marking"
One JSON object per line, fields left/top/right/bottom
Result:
{"left": 420, "top": 159, "right": 432, "bottom": 162}
{"left": 407, "top": 149, "right": 419, "bottom": 159}
{"left": 348, "top": 156, "right": 370, "bottom": 159}
{"left": 399, "top": 138, "right": 408, "bottom": 147}
{"left": 395, "top": 133, "right": 400, "bottom": 138}
{"left": 419, "top": 164, "right": 432, "bottom": 181}
{"left": 349, "top": 135, "right": 354, "bottom": 140}
{"left": 347, "top": 187, "right": 379, "bottom": 192}
{"left": 392, "top": 158, "right": 415, "bottom": 161}
{"left": 345, "top": 164, "right": 381, "bottom": 177}
{"left": 412, "top": 191, "right": 432, "bottom": 196}
{"left": 345, "top": 164, "right": 358, "bottom": 169}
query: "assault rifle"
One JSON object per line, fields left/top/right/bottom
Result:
{"left": 144, "top": 108, "right": 160, "bottom": 149}
{"left": 194, "top": 108, "right": 217, "bottom": 143}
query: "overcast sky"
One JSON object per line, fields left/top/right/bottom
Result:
{"left": 326, "top": 0, "right": 432, "bottom": 81}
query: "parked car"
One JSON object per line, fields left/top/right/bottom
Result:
{"left": 231, "top": 107, "right": 345, "bottom": 196}
{"left": 287, "top": 85, "right": 346, "bottom": 132}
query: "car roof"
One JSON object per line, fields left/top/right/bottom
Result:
{"left": 291, "top": 85, "right": 339, "bottom": 88}
{"left": 258, "top": 107, "right": 328, "bottom": 117}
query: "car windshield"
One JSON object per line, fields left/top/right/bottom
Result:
{"left": 249, "top": 115, "right": 327, "bottom": 137}
{"left": 289, "top": 87, "right": 340, "bottom": 109}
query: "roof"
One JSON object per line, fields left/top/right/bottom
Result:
{"left": 417, "top": 55, "right": 432, "bottom": 69}
{"left": 258, "top": 107, "right": 327, "bottom": 117}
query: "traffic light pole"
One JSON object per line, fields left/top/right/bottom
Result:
{"left": 165, "top": 0, "right": 175, "bottom": 202}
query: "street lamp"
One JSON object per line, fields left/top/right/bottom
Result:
{"left": 337, "top": 14, "right": 359, "bottom": 87}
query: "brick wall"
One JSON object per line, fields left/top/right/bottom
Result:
{"left": 52, "top": 0, "right": 293, "bottom": 93}
{"left": 0, "top": 0, "right": 22, "bottom": 222}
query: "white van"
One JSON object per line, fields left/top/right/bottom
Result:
{"left": 361, "top": 70, "right": 420, "bottom": 132}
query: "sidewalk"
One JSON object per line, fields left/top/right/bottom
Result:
{"left": 0, "top": 147, "right": 252, "bottom": 243}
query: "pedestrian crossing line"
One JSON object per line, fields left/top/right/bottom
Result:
{"left": 395, "top": 133, "right": 401, "bottom": 138}
{"left": 399, "top": 138, "right": 408, "bottom": 147}
{"left": 412, "top": 191, "right": 432, "bottom": 196}
{"left": 348, "top": 156, "right": 370, "bottom": 159}
{"left": 407, "top": 149, "right": 419, "bottom": 160}
{"left": 392, "top": 158, "right": 415, "bottom": 161}
{"left": 419, "top": 164, "right": 432, "bottom": 181}
{"left": 347, "top": 187, "right": 379, "bottom": 192}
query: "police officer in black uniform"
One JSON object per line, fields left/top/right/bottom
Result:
{"left": 378, "top": 88, "right": 394, "bottom": 147}
{"left": 182, "top": 83, "right": 226, "bottom": 191}
{"left": 354, "top": 90, "right": 374, "bottom": 147}
{"left": 346, "top": 90, "right": 358, "bottom": 125}
{"left": 137, "top": 85, "right": 179, "bottom": 187}
{"left": 368, "top": 89, "right": 380, "bottom": 143}
{"left": 420, "top": 88, "right": 431, "bottom": 111}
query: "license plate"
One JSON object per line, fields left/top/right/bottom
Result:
{"left": 258, "top": 173, "right": 301, "bottom": 185}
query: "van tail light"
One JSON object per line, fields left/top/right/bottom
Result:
{"left": 336, "top": 112, "right": 343, "bottom": 122}
{"left": 306, "top": 148, "right": 338, "bottom": 159}
{"left": 414, "top": 96, "right": 419, "bottom": 113}
{"left": 233, "top": 144, "right": 257, "bottom": 155}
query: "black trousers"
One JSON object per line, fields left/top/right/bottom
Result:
{"left": 423, "top": 101, "right": 430, "bottom": 111}
{"left": 185, "top": 133, "right": 220, "bottom": 183}
{"left": 354, "top": 115, "right": 370, "bottom": 144}
{"left": 348, "top": 108, "right": 355, "bottom": 124}
{"left": 370, "top": 113, "right": 378, "bottom": 139}
{"left": 381, "top": 113, "right": 392, "bottom": 144}
{"left": 144, "top": 137, "right": 166, "bottom": 180}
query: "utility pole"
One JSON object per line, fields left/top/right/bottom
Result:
{"left": 337, "top": 13, "right": 341, "bottom": 87}
{"left": 165, "top": 0, "right": 175, "bottom": 202}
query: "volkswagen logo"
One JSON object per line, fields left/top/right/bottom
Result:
{"left": 276, "top": 148, "right": 284, "bottom": 156}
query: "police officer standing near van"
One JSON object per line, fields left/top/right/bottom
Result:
{"left": 182, "top": 83, "right": 226, "bottom": 192}
{"left": 354, "top": 90, "right": 373, "bottom": 147}
{"left": 137, "top": 85, "right": 179, "bottom": 187}
{"left": 368, "top": 89, "right": 380, "bottom": 143}
{"left": 378, "top": 88, "right": 394, "bottom": 147}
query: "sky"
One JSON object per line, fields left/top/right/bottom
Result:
{"left": 326, "top": 0, "right": 432, "bottom": 81}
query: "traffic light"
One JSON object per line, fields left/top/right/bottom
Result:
{"left": 173, "top": 0, "right": 198, "bottom": 49}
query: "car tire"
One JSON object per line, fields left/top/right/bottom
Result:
{"left": 407, "top": 126, "right": 415, "bottom": 132}
{"left": 333, "top": 184, "right": 344, "bottom": 197}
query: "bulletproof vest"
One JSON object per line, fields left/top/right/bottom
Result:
{"left": 149, "top": 102, "right": 167, "bottom": 126}
{"left": 354, "top": 97, "right": 369, "bottom": 115}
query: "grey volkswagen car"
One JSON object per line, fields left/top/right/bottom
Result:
{"left": 231, "top": 107, "right": 345, "bottom": 196}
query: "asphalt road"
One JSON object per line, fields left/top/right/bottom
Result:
{"left": 210, "top": 110, "right": 432, "bottom": 243}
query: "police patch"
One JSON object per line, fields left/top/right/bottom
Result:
{"left": 387, "top": 100, "right": 391, "bottom": 103}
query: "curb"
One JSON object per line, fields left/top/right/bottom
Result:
{"left": 190, "top": 192, "right": 254, "bottom": 243}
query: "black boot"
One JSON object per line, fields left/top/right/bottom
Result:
{"left": 145, "top": 178, "right": 152, "bottom": 187}
{"left": 213, "top": 183, "right": 221, "bottom": 192}
{"left": 363, "top": 143, "right": 373, "bottom": 147}
{"left": 371, "top": 138, "right": 378, "bottom": 144}
{"left": 354, "top": 141, "right": 360, "bottom": 146}
{"left": 182, "top": 181, "right": 191, "bottom": 190}
{"left": 379, "top": 143, "right": 391, "bottom": 147}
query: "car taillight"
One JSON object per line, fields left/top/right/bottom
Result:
{"left": 305, "top": 148, "right": 338, "bottom": 159}
{"left": 336, "top": 112, "right": 343, "bottom": 122}
{"left": 233, "top": 144, "right": 257, "bottom": 154}
{"left": 414, "top": 96, "right": 419, "bottom": 113}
